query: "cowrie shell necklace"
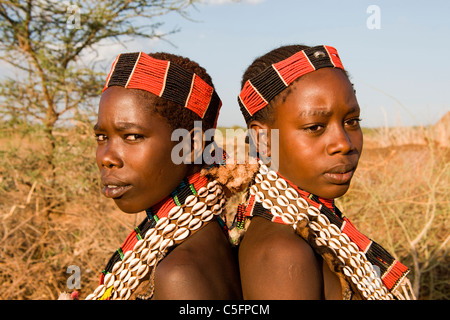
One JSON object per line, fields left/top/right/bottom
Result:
{"left": 248, "top": 160, "right": 397, "bottom": 300}
{"left": 86, "top": 175, "right": 226, "bottom": 300}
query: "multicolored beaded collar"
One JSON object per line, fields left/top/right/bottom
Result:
{"left": 234, "top": 160, "right": 415, "bottom": 300}
{"left": 85, "top": 171, "right": 228, "bottom": 300}
{"left": 103, "top": 52, "right": 222, "bottom": 126}
{"left": 238, "top": 45, "right": 344, "bottom": 123}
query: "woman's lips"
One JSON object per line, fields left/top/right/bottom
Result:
{"left": 323, "top": 164, "right": 356, "bottom": 184}
{"left": 323, "top": 170, "right": 355, "bottom": 184}
{"left": 102, "top": 184, "right": 132, "bottom": 199}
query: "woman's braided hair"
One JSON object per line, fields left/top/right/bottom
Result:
{"left": 240, "top": 45, "right": 310, "bottom": 126}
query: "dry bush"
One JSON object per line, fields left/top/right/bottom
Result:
{"left": 0, "top": 122, "right": 143, "bottom": 299}
{"left": 363, "top": 111, "right": 450, "bottom": 149}
{"left": 0, "top": 121, "right": 448, "bottom": 300}
{"left": 338, "top": 127, "right": 449, "bottom": 299}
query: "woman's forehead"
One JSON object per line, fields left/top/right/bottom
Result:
{"left": 96, "top": 87, "right": 159, "bottom": 128}
{"left": 278, "top": 70, "right": 358, "bottom": 114}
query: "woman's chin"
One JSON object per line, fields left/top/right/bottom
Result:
{"left": 113, "top": 199, "right": 146, "bottom": 214}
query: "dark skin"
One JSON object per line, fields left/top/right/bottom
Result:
{"left": 94, "top": 86, "right": 242, "bottom": 299}
{"left": 239, "top": 68, "right": 363, "bottom": 299}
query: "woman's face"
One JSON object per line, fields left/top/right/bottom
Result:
{"left": 259, "top": 68, "right": 363, "bottom": 199}
{"left": 94, "top": 86, "right": 189, "bottom": 213}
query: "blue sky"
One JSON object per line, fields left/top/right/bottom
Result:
{"left": 127, "top": 0, "right": 448, "bottom": 128}
{"left": 4, "top": 0, "right": 446, "bottom": 128}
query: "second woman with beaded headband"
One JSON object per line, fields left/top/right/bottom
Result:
{"left": 217, "top": 44, "right": 415, "bottom": 300}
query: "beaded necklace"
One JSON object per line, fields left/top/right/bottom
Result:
{"left": 235, "top": 160, "right": 415, "bottom": 300}
{"left": 86, "top": 171, "right": 227, "bottom": 300}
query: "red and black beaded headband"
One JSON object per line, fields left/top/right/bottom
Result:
{"left": 103, "top": 52, "right": 222, "bottom": 124}
{"left": 238, "top": 45, "right": 344, "bottom": 122}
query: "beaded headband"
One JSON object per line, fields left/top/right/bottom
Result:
{"left": 103, "top": 52, "right": 222, "bottom": 122}
{"left": 238, "top": 45, "right": 344, "bottom": 122}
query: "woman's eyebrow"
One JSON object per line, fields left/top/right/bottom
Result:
{"left": 298, "top": 109, "right": 333, "bottom": 118}
{"left": 114, "top": 121, "right": 147, "bottom": 131}
{"left": 297, "top": 105, "right": 360, "bottom": 118}
{"left": 347, "top": 105, "right": 360, "bottom": 115}
{"left": 93, "top": 122, "right": 147, "bottom": 132}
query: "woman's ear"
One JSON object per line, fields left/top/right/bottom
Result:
{"left": 187, "top": 126, "right": 205, "bottom": 165}
{"left": 248, "top": 120, "right": 271, "bottom": 157}
{"left": 248, "top": 120, "right": 279, "bottom": 170}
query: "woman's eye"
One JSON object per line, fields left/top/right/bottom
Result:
{"left": 95, "top": 134, "right": 107, "bottom": 142}
{"left": 345, "top": 118, "right": 362, "bottom": 127}
{"left": 125, "top": 134, "right": 142, "bottom": 141}
{"left": 303, "top": 124, "right": 324, "bottom": 133}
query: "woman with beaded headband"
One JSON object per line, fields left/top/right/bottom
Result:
{"left": 220, "top": 44, "right": 415, "bottom": 300}
{"left": 84, "top": 52, "right": 242, "bottom": 300}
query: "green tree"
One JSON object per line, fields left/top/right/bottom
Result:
{"left": 0, "top": 0, "right": 197, "bottom": 211}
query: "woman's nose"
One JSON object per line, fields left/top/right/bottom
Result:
{"left": 326, "top": 126, "right": 356, "bottom": 155}
{"left": 98, "top": 141, "right": 123, "bottom": 169}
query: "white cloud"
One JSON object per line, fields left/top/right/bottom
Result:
{"left": 245, "top": 0, "right": 265, "bottom": 4}
{"left": 78, "top": 33, "right": 164, "bottom": 70}
{"left": 201, "top": 0, "right": 264, "bottom": 5}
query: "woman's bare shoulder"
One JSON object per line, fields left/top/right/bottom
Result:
{"left": 239, "top": 217, "right": 323, "bottom": 299}
{"left": 152, "top": 221, "right": 241, "bottom": 299}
